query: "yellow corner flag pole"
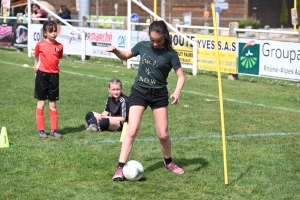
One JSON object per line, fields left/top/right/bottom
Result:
{"left": 211, "top": 3, "right": 229, "bottom": 185}
{"left": 154, "top": 0, "right": 157, "bottom": 21}
{"left": 294, "top": 0, "right": 297, "bottom": 32}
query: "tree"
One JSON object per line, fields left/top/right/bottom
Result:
{"left": 280, "top": 0, "right": 288, "bottom": 27}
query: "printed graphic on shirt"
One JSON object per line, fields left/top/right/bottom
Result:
{"left": 55, "top": 47, "right": 61, "bottom": 55}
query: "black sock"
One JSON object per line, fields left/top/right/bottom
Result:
{"left": 118, "top": 162, "right": 125, "bottom": 168}
{"left": 164, "top": 157, "right": 172, "bottom": 165}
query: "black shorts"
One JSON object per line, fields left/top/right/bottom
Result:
{"left": 34, "top": 70, "right": 59, "bottom": 101}
{"left": 129, "top": 83, "right": 169, "bottom": 109}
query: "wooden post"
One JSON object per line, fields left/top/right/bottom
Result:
{"left": 228, "top": 22, "right": 238, "bottom": 80}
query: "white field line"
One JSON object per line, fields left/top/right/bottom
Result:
{"left": 2, "top": 60, "right": 300, "bottom": 113}
{"left": 182, "top": 90, "right": 300, "bottom": 113}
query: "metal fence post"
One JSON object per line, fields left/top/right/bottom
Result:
{"left": 297, "top": 27, "right": 300, "bottom": 87}
{"left": 204, "top": 22, "right": 209, "bottom": 35}
{"left": 264, "top": 25, "right": 269, "bottom": 39}
{"left": 83, "top": 15, "right": 89, "bottom": 60}
{"left": 16, "top": 13, "right": 24, "bottom": 52}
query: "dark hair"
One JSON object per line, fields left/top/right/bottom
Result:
{"left": 108, "top": 78, "right": 123, "bottom": 89}
{"left": 42, "top": 21, "right": 58, "bottom": 38}
{"left": 149, "top": 20, "right": 173, "bottom": 52}
{"left": 59, "top": 5, "right": 71, "bottom": 15}
{"left": 32, "top": 4, "right": 40, "bottom": 9}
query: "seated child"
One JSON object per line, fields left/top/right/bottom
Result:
{"left": 85, "top": 78, "right": 128, "bottom": 132}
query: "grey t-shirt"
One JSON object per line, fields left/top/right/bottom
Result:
{"left": 131, "top": 41, "right": 181, "bottom": 89}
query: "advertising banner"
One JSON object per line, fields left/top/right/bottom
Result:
{"left": 0, "top": 23, "right": 13, "bottom": 46}
{"left": 196, "top": 35, "right": 237, "bottom": 73}
{"left": 29, "top": 24, "right": 149, "bottom": 57}
{"left": 30, "top": 24, "right": 83, "bottom": 54}
{"left": 291, "top": 8, "right": 298, "bottom": 26}
{"left": 170, "top": 32, "right": 237, "bottom": 73}
{"left": 238, "top": 39, "right": 300, "bottom": 81}
{"left": 84, "top": 28, "right": 148, "bottom": 61}
{"left": 14, "top": 24, "right": 28, "bottom": 48}
{"left": 56, "top": 25, "right": 83, "bottom": 54}
{"left": 170, "top": 33, "right": 195, "bottom": 64}
{"left": 238, "top": 39, "right": 260, "bottom": 75}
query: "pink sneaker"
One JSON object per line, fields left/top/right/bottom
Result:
{"left": 164, "top": 162, "right": 184, "bottom": 174}
{"left": 112, "top": 167, "right": 125, "bottom": 181}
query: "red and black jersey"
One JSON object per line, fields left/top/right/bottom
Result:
{"left": 34, "top": 40, "right": 63, "bottom": 74}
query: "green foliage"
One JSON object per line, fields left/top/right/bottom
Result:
{"left": 238, "top": 17, "right": 260, "bottom": 29}
{"left": 1, "top": 46, "right": 300, "bottom": 199}
{"left": 135, "top": 25, "right": 145, "bottom": 31}
{"left": 280, "top": 0, "right": 288, "bottom": 25}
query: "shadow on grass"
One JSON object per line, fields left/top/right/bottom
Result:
{"left": 145, "top": 157, "right": 208, "bottom": 172}
{"left": 229, "top": 165, "right": 253, "bottom": 185}
{"left": 0, "top": 46, "right": 18, "bottom": 52}
{"left": 59, "top": 125, "right": 85, "bottom": 135}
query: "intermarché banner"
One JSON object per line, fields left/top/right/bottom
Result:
{"left": 170, "top": 32, "right": 238, "bottom": 74}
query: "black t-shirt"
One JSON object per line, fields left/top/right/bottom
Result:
{"left": 104, "top": 93, "right": 129, "bottom": 121}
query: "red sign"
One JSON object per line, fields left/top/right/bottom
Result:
{"left": 204, "top": 11, "right": 209, "bottom": 18}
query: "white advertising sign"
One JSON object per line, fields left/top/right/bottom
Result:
{"left": 239, "top": 38, "right": 300, "bottom": 81}
{"left": 30, "top": 24, "right": 83, "bottom": 54}
{"left": 30, "top": 24, "right": 149, "bottom": 59}
{"left": 215, "top": 2, "right": 228, "bottom": 9}
{"left": 259, "top": 40, "right": 300, "bottom": 80}
{"left": 30, "top": 24, "right": 43, "bottom": 49}
{"left": 84, "top": 28, "right": 148, "bottom": 60}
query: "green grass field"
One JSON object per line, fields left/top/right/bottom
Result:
{"left": 0, "top": 46, "right": 300, "bottom": 200}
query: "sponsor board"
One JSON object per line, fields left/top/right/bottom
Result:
{"left": 239, "top": 39, "right": 300, "bottom": 81}
{"left": 170, "top": 32, "right": 238, "bottom": 73}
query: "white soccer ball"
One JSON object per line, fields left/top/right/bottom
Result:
{"left": 123, "top": 160, "right": 144, "bottom": 181}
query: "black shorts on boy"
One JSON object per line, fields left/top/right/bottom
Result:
{"left": 34, "top": 70, "right": 59, "bottom": 101}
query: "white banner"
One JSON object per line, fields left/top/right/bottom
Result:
{"left": 30, "top": 24, "right": 83, "bottom": 54}
{"left": 259, "top": 40, "right": 300, "bottom": 80}
{"left": 239, "top": 38, "right": 300, "bottom": 81}
{"left": 84, "top": 27, "right": 148, "bottom": 60}
{"left": 30, "top": 24, "right": 149, "bottom": 60}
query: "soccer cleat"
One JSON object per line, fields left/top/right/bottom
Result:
{"left": 164, "top": 162, "right": 184, "bottom": 174}
{"left": 86, "top": 124, "right": 98, "bottom": 132}
{"left": 38, "top": 130, "right": 48, "bottom": 138}
{"left": 50, "top": 130, "right": 63, "bottom": 138}
{"left": 112, "top": 167, "right": 125, "bottom": 181}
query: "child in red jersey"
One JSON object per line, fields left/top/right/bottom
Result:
{"left": 33, "top": 20, "right": 63, "bottom": 138}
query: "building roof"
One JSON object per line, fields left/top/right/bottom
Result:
{"left": 11, "top": 0, "right": 27, "bottom": 8}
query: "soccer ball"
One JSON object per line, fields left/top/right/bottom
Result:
{"left": 123, "top": 160, "right": 144, "bottom": 181}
